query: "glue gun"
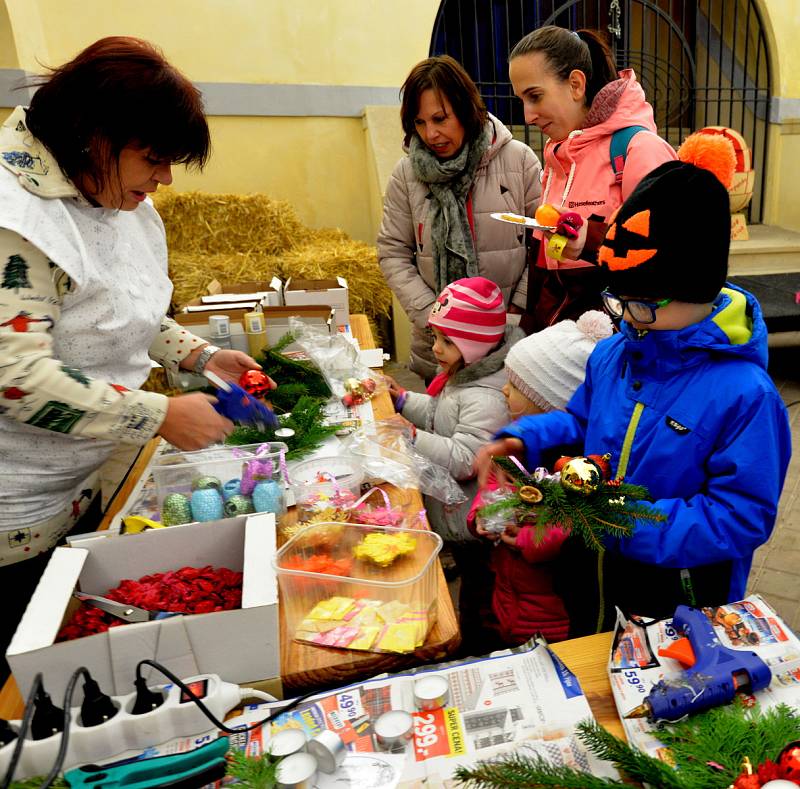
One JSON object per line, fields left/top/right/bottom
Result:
{"left": 204, "top": 370, "right": 278, "bottom": 430}
{"left": 624, "top": 605, "right": 772, "bottom": 722}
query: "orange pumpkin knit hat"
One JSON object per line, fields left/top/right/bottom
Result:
{"left": 598, "top": 132, "right": 736, "bottom": 303}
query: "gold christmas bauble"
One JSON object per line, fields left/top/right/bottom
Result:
{"left": 560, "top": 457, "right": 601, "bottom": 496}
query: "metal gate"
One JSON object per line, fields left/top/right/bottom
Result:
{"left": 430, "top": 0, "right": 771, "bottom": 222}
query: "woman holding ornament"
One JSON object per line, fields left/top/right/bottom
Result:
{"left": 0, "top": 37, "right": 270, "bottom": 676}
{"left": 378, "top": 55, "right": 541, "bottom": 380}
{"left": 508, "top": 26, "right": 676, "bottom": 333}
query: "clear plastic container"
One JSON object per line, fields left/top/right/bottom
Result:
{"left": 289, "top": 456, "right": 364, "bottom": 520}
{"left": 151, "top": 442, "right": 289, "bottom": 526}
{"left": 275, "top": 522, "right": 442, "bottom": 654}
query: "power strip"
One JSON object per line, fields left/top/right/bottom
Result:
{"left": 0, "top": 673, "right": 251, "bottom": 781}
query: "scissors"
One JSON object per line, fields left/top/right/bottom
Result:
{"left": 73, "top": 592, "right": 182, "bottom": 623}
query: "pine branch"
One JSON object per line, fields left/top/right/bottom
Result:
{"left": 454, "top": 752, "right": 628, "bottom": 788}
{"left": 226, "top": 395, "right": 341, "bottom": 459}
{"left": 9, "top": 779, "right": 68, "bottom": 788}
{"left": 656, "top": 700, "right": 800, "bottom": 788}
{"left": 484, "top": 457, "right": 666, "bottom": 552}
{"left": 575, "top": 720, "right": 684, "bottom": 789}
{"left": 227, "top": 749, "right": 280, "bottom": 788}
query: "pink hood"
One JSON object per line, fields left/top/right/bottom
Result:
{"left": 537, "top": 69, "right": 677, "bottom": 270}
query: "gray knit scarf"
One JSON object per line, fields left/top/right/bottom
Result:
{"left": 408, "top": 123, "right": 492, "bottom": 294}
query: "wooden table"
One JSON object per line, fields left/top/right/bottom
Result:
{"left": 0, "top": 315, "right": 624, "bottom": 741}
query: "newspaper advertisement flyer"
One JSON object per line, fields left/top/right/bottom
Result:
{"left": 608, "top": 594, "right": 800, "bottom": 760}
{"left": 223, "top": 637, "right": 619, "bottom": 787}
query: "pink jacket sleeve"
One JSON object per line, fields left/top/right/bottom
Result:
{"left": 516, "top": 524, "right": 568, "bottom": 564}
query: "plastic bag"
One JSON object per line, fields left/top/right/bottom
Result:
{"left": 288, "top": 317, "right": 386, "bottom": 405}
{"left": 341, "top": 420, "right": 467, "bottom": 506}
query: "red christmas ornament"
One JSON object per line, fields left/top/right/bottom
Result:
{"left": 239, "top": 370, "right": 273, "bottom": 398}
{"left": 586, "top": 453, "right": 613, "bottom": 480}
{"left": 553, "top": 456, "right": 572, "bottom": 473}
{"left": 777, "top": 741, "right": 800, "bottom": 781}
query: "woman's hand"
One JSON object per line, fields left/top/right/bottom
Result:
{"left": 158, "top": 393, "right": 234, "bottom": 450}
{"left": 474, "top": 437, "right": 525, "bottom": 488}
{"left": 205, "top": 350, "right": 274, "bottom": 387}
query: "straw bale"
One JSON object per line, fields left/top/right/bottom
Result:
{"left": 155, "top": 190, "right": 392, "bottom": 325}
{"left": 272, "top": 237, "right": 392, "bottom": 321}
{"left": 168, "top": 250, "right": 280, "bottom": 308}
{"left": 152, "top": 188, "right": 303, "bottom": 256}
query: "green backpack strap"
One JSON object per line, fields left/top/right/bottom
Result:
{"left": 610, "top": 125, "right": 649, "bottom": 183}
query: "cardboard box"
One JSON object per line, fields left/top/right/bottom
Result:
{"left": 283, "top": 277, "right": 349, "bottom": 327}
{"left": 202, "top": 277, "right": 283, "bottom": 308}
{"left": 174, "top": 305, "right": 334, "bottom": 353}
{"left": 7, "top": 513, "right": 278, "bottom": 699}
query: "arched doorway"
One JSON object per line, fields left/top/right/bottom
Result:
{"left": 430, "top": 0, "right": 771, "bottom": 223}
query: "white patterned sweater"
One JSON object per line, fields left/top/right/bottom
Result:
{"left": 0, "top": 107, "right": 206, "bottom": 564}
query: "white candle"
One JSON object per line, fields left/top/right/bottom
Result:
{"left": 269, "top": 728, "right": 308, "bottom": 757}
{"left": 374, "top": 709, "right": 413, "bottom": 748}
{"left": 307, "top": 729, "right": 346, "bottom": 774}
{"left": 413, "top": 674, "right": 450, "bottom": 711}
{"left": 276, "top": 752, "right": 318, "bottom": 788}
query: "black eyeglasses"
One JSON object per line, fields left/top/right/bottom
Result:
{"left": 601, "top": 290, "right": 673, "bottom": 325}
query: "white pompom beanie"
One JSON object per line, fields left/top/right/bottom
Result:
{"left": 505, "top": 311, "right": 614, "bottom": 411}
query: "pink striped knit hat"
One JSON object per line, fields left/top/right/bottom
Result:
{"left": 428, "top": 277, "right": 506, "bottom": 364}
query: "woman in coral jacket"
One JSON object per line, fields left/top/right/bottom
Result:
{"left": 509, "top": 26, "right": 677, "bottom": 333}
{"left": 378, "top": 55, "right": 541, "bottom": 380}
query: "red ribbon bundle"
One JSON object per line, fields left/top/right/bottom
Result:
{"left": 57, "top": 565, "right": 243, "bottom": 642}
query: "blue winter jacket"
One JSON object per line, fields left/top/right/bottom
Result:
{"left": 499, "top": 286, "right": 791, "bottom": 622}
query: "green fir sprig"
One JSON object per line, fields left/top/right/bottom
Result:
{"left": 226, "top": 395, "right": 341, "bottom": 460}
{"left": 226, "top": 749, "right": 281, "bottom": 788}
{"left": 482, "top": 456, "right": 665, "bottom": 552}
{"left": 455, "top": 703, "right": 800, "bottom": 789}
{"left": 257, "top": 332, "right": 331, "bottom": 413}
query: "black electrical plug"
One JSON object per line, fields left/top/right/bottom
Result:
{"left": 80, "top": 675, "right": 118, "bottom": 726}
{"left": 30, "top": 685, "right": 63, "bottom": 740}
{"left": 0, "top": 718, "right": 17, "bottom": 745}
{"left": 131, "top": 675, "right": 165, "bottom": 715}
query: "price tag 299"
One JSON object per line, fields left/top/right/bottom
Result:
{"left": 412, "top": 710, "right": 447, "bottom": 761}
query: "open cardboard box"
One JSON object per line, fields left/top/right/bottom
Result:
{"left": 7, "top": 513, "right": 279, "bottom": 699}
{"left": 175, "top": 304, "right": 334, "bottom": 353}
{"left": 283, "top": 276, "right": 349, "bottom": 327}
{"left": 200, "top": 277, "right": 283, "bottom": 308}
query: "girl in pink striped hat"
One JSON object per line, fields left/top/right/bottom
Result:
{"left": 388, "top": 276, "right": 523, "bottom": 654}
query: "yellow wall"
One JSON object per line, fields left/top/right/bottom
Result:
{"left": 0, "top": 0, "right": 439, "bottom": 242}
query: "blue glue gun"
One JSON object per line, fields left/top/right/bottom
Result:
{"left": 625, "top": 604, "right": 772, "bottom": 722}
{"left": 205, "top": 370, "right": 278, "bottom": 430}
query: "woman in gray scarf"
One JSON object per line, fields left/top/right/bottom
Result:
{"left": 378, "top": 55, "right": 541, "bottom": 380}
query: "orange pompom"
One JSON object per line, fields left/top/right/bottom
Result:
{"left": 677, "top": 132, "right": 737, "bottom": 189}
{"left": 535, "top": 204, "right": 562, "bottom": 227}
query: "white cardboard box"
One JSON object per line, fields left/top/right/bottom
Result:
{"left": 202, "top": 277, "right": 283, "bottom": 308}
{"left": 7, "top": 513, "right": 278, "bottom": 699}
{"left": 283, "top": 276, "right": 350, "bottom": 327}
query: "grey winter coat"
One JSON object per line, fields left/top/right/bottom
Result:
{"left": 378, "top": 115, "right": 542, "bottom": 379}
{"left": 400, "top": 327, "right": 523, "bottom": 541}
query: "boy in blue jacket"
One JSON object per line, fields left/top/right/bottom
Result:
{"left": 476, "top": 133, "right": 792, "bottom": 636}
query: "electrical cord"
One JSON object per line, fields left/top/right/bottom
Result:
{"left": 135, "top": 660, "right": 313, "bottom": 734}
{"left": 39, "top": 666, "right": 89, "bottom": 789}
{"left": 240, "top": 689, "right": 278, "bottom": 704}
{"left": 0, "top": 673, "right": 43, "bottom": 789}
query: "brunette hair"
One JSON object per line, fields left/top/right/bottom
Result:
{"left": 25, "top": 36, "right": 210, "bottom": 193}
{"left": 400, "top": 55, "right": 487, "bottom": 147}
{"left": 509, "top": 26, "right": 617, "bottom": 106}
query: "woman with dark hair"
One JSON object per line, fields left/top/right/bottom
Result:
{"left": 508, "top": 26, "right": 676, "bottom": 333}
{"left": 0, "top": 37, "right": 267, "bottom": 673}
{"left": 378, "top": 55, "right": 541, "bottom": 379}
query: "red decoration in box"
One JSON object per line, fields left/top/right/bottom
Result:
{"left": 57, "top": 565, "right": 243, "bottom": 642}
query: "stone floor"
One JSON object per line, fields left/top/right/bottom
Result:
{"left": 386, "top": 340, "right": 800, "bottom": 630}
